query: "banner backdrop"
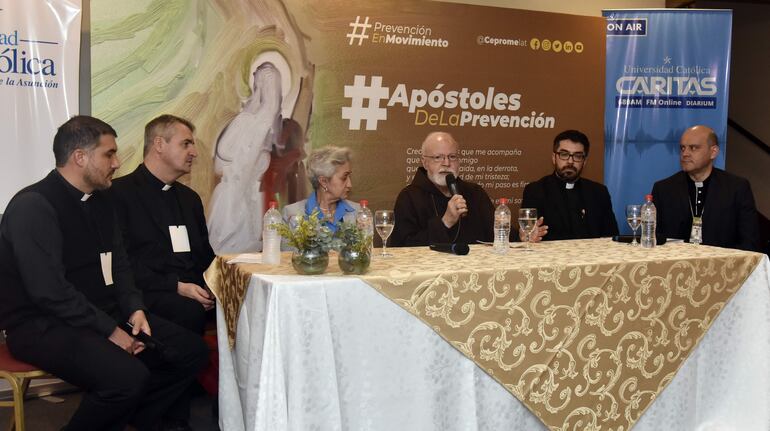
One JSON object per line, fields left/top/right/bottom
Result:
{"left": 91, "top": 0, "right": 605, "bottom": 252}
{"left": 603, "top": 9, "right": 732, "bottom": 232}
{"left": 0, "top": 0, "right": 81, "bottom": 211}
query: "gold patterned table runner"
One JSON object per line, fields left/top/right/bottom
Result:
{"left": 205, "top": 239, "right": 761, "bottom": 431}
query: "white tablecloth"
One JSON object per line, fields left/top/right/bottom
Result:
{"left": 217, "top": 255, "right": 770, "bottom": 431}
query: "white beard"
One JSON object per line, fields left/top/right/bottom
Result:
{"left": 428, "top": 170, "right": 457, "bottom": 187}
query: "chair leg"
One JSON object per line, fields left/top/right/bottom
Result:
{"left": 10, "top": 376, "right": 29, "bottom": 431}
{"left": 1, "top": 370, "right": 46, "bottom": 431}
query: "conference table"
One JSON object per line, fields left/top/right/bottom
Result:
{"left": 207, "top": 239, "right": 770, "bottom": 431}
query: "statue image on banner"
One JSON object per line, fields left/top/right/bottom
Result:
{"left": 208, "top": 58, "right": 308, "bottom": 254}
{"left": 91, "top": 0, "right": 315, "bottom": 255}
{"left": 210, "top": 60, "right": 280, "bottom": 253}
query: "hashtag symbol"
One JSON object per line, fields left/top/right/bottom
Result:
{"left": 341, "top": 75, "right": 389, "bottom": 131}
{"left": 346, "top": 16, "right": 371, "bottom": 46}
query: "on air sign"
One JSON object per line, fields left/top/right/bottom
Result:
{"left": 606, "top": 18, "right": 647, "bottom": 36}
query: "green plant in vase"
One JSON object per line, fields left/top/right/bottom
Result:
{"left": 273, "top": 210, "right": 337, "bottom": 275}
{"left": 335, "top": 221, "right": 372, "bottom": 274}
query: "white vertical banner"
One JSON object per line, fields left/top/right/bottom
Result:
{"left": 0, "top": 0, "right": 81, "bottom": 211}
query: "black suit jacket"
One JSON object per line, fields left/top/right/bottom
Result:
{"left": 110, "top": 165, "right": 215, "bottom": 293}
{"left": 521, "top": 174, "right": 618, "bottom": 240}
{"left": 651, "top": 168, "right": 759, "bottom": 251}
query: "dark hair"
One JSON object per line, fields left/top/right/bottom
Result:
{"left": 143, "top": 114, "right": 196, "bottom": 156}
{"left": 553, "top": 129, "right": 590, "bottom": 156}
{"left": 53, "top": 116, "right": 117, "bottom": 167}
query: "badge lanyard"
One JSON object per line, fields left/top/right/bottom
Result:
{"left": 688, "top": 182, "right": 704, "bottom": 244}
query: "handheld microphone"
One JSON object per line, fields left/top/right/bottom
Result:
{"left": 445, "top": 173, "right": 460, "bottom": 196}
{"left": 429, "top": 243, "right": 470, "bottom": 255}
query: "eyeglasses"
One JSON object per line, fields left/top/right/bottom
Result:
{"left": 554, "top": 151, "right": 586, "bottom": 162}
{"left": 422, "top": 154, "right": 459, "bottom": 163}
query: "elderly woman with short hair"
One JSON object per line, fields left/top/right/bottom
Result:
{"left": 282, "top": 146, "right": 359, "bottom": 232}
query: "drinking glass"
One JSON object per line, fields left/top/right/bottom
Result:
{"left": 374, "top": 210, "right": 395, "bottom": 258}
{"left": 518, "top": 208, "right": 537, "bottom": 251}
{"left": 626, "top": 204, "right": 642, "bottom": 246}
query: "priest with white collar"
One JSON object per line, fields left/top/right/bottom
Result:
{"left": 520, "top": 129, "right": 618, "bottom": 241}
{"left": 110, "top": 114, "right": 216, "bottom": 430}
{"left": 651, "top": 125, "right": 759, "bottom": 251}
{"left": 110, "top": 115, "right": 215, "bottom": 337}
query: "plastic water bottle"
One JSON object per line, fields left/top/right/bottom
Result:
{"left": 356, "top": 199, "right": 374, "bottom": 255}
{"left": 262, "top": 201, "right": 282, "bottom": 264}
{"left": 640, "top": 194, "right": 657, "bottom": 249}
{"left": 493, "top": 198, "right": 511, "bottom": 254}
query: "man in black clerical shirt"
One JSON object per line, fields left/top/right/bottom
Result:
{"left": 652, "top": 125, "right": 759, "bottom": 251}
{"left": 520, "top": 130, "right": 618, "bottom": 241}
{"left": 110, "top": 115, "right": 216, "bottom": 429}
{"left": 0, "top": 116, "right": 207, "bottom": 431}
{"left": 111, "top": 115, "right": 215, "bottom": 335}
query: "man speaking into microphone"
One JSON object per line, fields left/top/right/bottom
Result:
{"left": 391, "top": 132, "right": 497, "bottom": 247}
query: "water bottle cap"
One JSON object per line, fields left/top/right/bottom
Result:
{"left": 360, "top": 199, "right": 368, "bottom": 207}
{"left": 268, "top": 200, "right": 278, "bottom": 209}
{"left": 499, "top": 198, "right": 508, "bottom": 204}
{"left": 645, "top": 194, "right": 653, "bottom": 202}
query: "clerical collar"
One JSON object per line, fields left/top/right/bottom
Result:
{"left": 52, "top": 169, "right": 95, "bottom": 203}
{"left": 686, "top": 174, "right": 711, "bottom": 218}
{"left": 138, "top": 163, "right": 174, "bottom": 192}
{"left": 553, "top": 172, "right": 579, "bottom": 190}
{"left": 686, "top": 174, "right": 711, "bottom": 188}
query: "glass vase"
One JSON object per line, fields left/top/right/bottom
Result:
{"left": 291, "top": 248, "right": 329, "bottom": 275}
{"left": 338, "top": 247, "right": 371, "bottom": 275}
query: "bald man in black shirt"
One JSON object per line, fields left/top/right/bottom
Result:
{"left": 652, "top": 125, "right": 759, "bottom": 251}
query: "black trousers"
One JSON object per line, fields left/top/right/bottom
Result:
{"left": 5, "top": 313, "right": 208, "bottom": 431}
{"left": 142, "top": 291, "right": 214, "bottom": 422}
{"left": 143, "top": 291, "right": 208, "bottom": 335}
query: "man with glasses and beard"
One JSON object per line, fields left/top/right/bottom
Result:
{"left": 391, "top": 131, "right": 497, "bottom": 246}
{"left": 520, "top": 129, "right": 618, "bottom": 241}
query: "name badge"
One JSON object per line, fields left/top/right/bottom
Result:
{"left": 169, "top": 225, "right": 191, "bottom": 253}
{"left": 690, "top": 216, "right": 703, "bottom": 245}
{"left": 100, "top": 252, "right": 113, "bottom": 286}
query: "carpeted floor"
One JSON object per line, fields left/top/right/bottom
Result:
{"left": 0, "top": 390, "right": 220, "bottom": 430}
